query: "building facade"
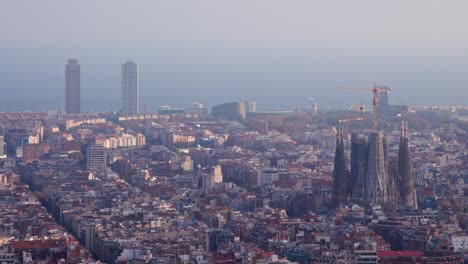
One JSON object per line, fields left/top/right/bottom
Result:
{"left": 22, "top": 143, "right": 49, "bottom": 162}
{"left": 203, "top": 165, "right": 223, "bottom": 189}
{"left": 0, "top": 135, "right": 6, "bottom": 159}
{"left": 211, "top": 101, "right": 255, "bottom": 121}
{"left": 121, "top": 60, "right": 138, "bottom": 116}
{"left": 65, "top": 59, "right": 81, "bottom": 114}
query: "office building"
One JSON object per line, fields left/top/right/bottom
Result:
{"left": 65, "top": 59, "right": 80, "bottom": 114}
{"left": 121, "top": 60, "right": 138, "bottom": 116}
{"left": 87, "top": 144, "right": 106, "bottom": 169}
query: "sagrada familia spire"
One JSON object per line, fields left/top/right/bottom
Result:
{"left": 398, "top": 121, "right": 417, "bottom": 208}
{"left": 332, "top": 127, "right": 348, "bottom": 207}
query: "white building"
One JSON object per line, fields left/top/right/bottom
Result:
{"left": 95, "top": 133, "right": 145, "bottom": 149}
{"left": 116, "top": 247, "right": 152, "bottom": 263}
{"left": 0, "top": 135, "right": 6, "bottom": 159}
{"left": 354, "top": 241, "right": 378, "bottom": 264}
{"left": 452, "top": 235, "right": 468, "bottom": 252}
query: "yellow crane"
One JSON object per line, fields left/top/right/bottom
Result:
{"left": 337, "top": 81, "right": 391, "bottom": 130}
{"left": 338, "top": 117, "right": 364, "bottom": 131}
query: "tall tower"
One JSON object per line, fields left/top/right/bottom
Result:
{"left": 398, "top": 121, "right": 417, "bottom": 208}
{"left": 350, "top": 133, "right": 368, "bottom": 202}
{"left": 121, "top": 60, "right": 139, "bottom": 116}
{"left": 65, "top": 59, "right": 81, "bottom": 114}
{"left": 332, "top": 127, "right": 347, "bottom": 207}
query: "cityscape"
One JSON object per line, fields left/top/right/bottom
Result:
{"left": 1, "top": 1, "right": 468, "bottom": 264}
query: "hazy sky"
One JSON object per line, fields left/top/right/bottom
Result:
{"left": 1, "top": 0, "right": 468, "bottom": 112}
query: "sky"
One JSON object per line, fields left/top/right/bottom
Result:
{"left": 1, "top": 0, "right": 468, "bottom": 112}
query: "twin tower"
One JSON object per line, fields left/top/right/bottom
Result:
{"left": 65, "top": 59, "right": 139, "bottom": 116}
{"left": 332, "top": 122, "right": 416, "bottom": 210}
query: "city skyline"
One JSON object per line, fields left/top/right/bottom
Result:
{"left": 1, "top": 56, "right": 467, "bottom": 113}
{"left": 1, "top": 2, "right": 467, "bottom": 263}
{"left": 1, "top": 1, "right": 468, "bottom": 112}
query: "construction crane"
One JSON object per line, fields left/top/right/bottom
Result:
{"left": 350, "top": 103, "right": 365, "bottom": 130}
{"left": 337, "top": 81, "right": 391, "bottom": 130}
{"left": 338, "top": 117, "right": 364, "bottom": 131}
{"left": 338, "top": 117, "right": 364, "bottom": 124}
{"left": 308, "top": 97, "right": 318, "bottom": 116}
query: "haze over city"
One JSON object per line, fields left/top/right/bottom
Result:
{"left": 1, "top": 0, "right": 468, "bottom": 112}
{"left": 2, "top": 1, "right": 468, "bottom": 264}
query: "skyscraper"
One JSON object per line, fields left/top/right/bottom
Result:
{"left": 332, "top": 127, "right": 348, "bottom": 207}
{"left": 65, "top": 59, "right": 80, "bottom": 114}
{"left": 87, "top": 144, "right": 106, "bottom": 169}
{"left": 398, "top": 121, "right": 417, "bottom": 208}
{"left": 121, "top": 60, "right": 138, "bottom": 116}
